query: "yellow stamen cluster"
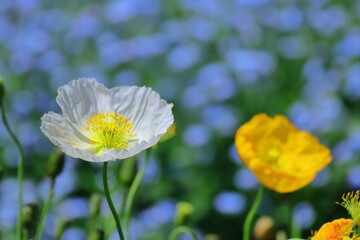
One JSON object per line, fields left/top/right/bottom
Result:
{"left": 338, "top": 191, "right": 360, "bottom": 226}
{"left": 82, "top": 112, "right": 137, "bottom": 153}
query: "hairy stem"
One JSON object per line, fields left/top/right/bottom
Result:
{"left": 124, "top": 149, "right": 151, "bottom": 238}
{"left": 1, "top": 104, "right": 24, "bottom": 240}
{"left": 243, "top": 186, "right": 264, "bottom": 240}
{"left": 103, "top": 162, "right": 125, "bottom": 240}
{"left": 168, "top": 226, "right": 198, "bottom": 240}
{"left": 34, "top": 179, "right": 55, "bottom": 240}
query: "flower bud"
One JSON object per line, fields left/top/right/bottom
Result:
{"left": 0, "top": 76, "right": 5, "bottom": 106}
{"left": 0, "top": 166, "right": 3, "bottom": 181}
{"left": 54, "top": 219, "right": 68, "bottom": 239}
{"left": 119, "top": 156, "right": 137, "bottom": 188}
{"left": 253, "top": 215, "right": 275, "bottom": 240}
{"left": 89, "top": 229, "right": 105, "bottom": 240}
{"left": 203, "top": 234, "right": 220, "bottom": 240}
{"left": 159, "top": 123, "right": 176, "bottom": 143}
{"left": 22, "top": 203, "right": 39, "bottom": 232}
{"left": 89, "top": 193, "right": 102, "bottom": 219}
{"left": 47, "top": 150, "right": 65, "bottom": 179}
{"left": 174, "top": 202, "right": 194, "bottom": 226}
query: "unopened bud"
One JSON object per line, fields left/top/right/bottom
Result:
{"left": 54, "top": 219, "right": 68, "bottom": 239}
{"left": 47, "top": 150, "right": 65, "bottom": 179}
{"left": 89, "top": 229, "right": 105, "bottom": 240}
{"left": 0, "top": 76, "right": 5, "bottom": 106}
{"left": 253, "top": 215, "right": 276, "bottom": 240}
{"left": 276, "top": 230, "right": 287, "bottom": 240}
{"left": 119, "top": 156, "right": 137, "bottom": 188}
{"left": 203, "top": 234, "right": 220, "bottom": 240}
{"left": 89, "top": 194, "right": 102, "bottom": 218}
{"left": 174, "top": 202, "right": 194, "bottom": 226}
{"left": 22, "top": 203, "right": 39, "bottom": 232}
{"left": 159, "top": 123, "right": 176, "bottom": 143}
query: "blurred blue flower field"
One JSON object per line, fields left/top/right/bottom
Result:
{"left": 0, "top": 0, "right": 359, "bottom": 239}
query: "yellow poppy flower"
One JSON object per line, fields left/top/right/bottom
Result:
{"left": 234, "top": 113, "right": 331, "bottom": 193}
{"left": 311, "top": 218, "right": 357, "bottom": 240}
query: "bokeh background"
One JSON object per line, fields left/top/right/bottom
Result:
{"left": 0, "top": 0, "right": 359, "bottom": 239}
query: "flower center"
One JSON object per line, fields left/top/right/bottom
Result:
{"left": 268, "top": 148, "right": 280, "bottom": 159}
{"left": 257, "top": 139, "right": 283, "bottom": 168}
{"left": 82, "top": 112, "right": 137, "bottom": 151}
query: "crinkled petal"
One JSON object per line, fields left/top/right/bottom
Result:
{"left": 41, "top": 112, "right": 107, "bottom": 162}
{"left": 56, "top": 78, "right": 112, "bottom": 124}
{"left": 111, "top": 86, "right": 174, "bottom": 142}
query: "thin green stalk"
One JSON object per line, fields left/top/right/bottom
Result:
{"left": 124, "top": 149, "right": 151, "bottom": 237}
{"left": 168, "top": 226, "right": 198, "bottom": 240}
{"left": 34, "top": 179, "right": 55, "bottom": 240}
{"left": 119, "top": 189, "right": 128, "bottom": 217}
{"left": 103, "top": 162, "right": 125, "bottom": 240}
{"left": 243, "top": 186, "right": 264, "bottom": 240}
{"left": 290, "top": 209, "right": 301, "bottom": 238}
{"left": 1, "top": 103, "right": 24, "bottom": 240}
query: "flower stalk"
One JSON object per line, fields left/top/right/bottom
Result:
{"left": 103, "top": 162, "right": 125, "bottom": 240}
{"left": 168, "top": 226, "right": 198, "bottom": 240}
{"left": 34, "top": 179, "right": 55, "bottom": 240}
{"left": 0, "top": 77, "right": 25, "bottom": 240}
{"left": 243, "top": 186, "right": 264, "bottom": 240}
{"left": 123, "top": 149, "right": 151, "bottom": 237}
{"left": 35, "top": 150, "right": 65, "bottom": 240}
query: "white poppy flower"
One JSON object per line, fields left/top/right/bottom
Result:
{"left": 41, "top": 78, "right": 174, "bottom": 162}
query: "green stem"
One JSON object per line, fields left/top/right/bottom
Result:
{"left": 1, "top": 103, "right": 24, "bottom": 240}
{"left": 290, "top": 209, "right": 301, "bottom": 238}
{"left": 120, "top": 189, "right": 128, "bottom": 217}
{"left": 34, "top": 179, "right": 55, "bottom": 240}
{"left": 103, "top": 162, "right": 125, "bottom": 240}
{"left": 168, "top": 226, "right": 198, "bottom": 240}
{"left": 243, "top": 186, "right": 264, "bottom": 240}
{"left": 124, "top": 149, "right": 151, "bottom": 237}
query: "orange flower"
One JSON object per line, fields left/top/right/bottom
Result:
{"left": 234, "top": 114, "right": 331, "bottom": 193}
{"left": 311, "top": 218, "right": 356, "bottom": 240}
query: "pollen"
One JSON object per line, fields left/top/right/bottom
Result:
{"left": 82, "top": 112, "right": 137, "bottom": 153}
{"left": 268, "top": 148, "right": 280, "bottom": 159}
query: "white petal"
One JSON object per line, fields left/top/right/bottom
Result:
{"left": 111, "top": 86, "right": 174, "bottom": 141}
{"left": 56, "top": 78, "right": 112, "bottom": 124}
{"left": 40, "top": 112, "right": 106, "bottom": 162}
{"left": 102, "top": 135, "right": 162, "bottom": 160}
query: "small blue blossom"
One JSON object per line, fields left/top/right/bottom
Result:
{"left": 233, "top": 168, "right": 259, "bottom": 190}
{"left": 62, "top": 228, "right": 86, "bottom": 240}
{"left": 344, "top": 64, "right": 360, "bottom": 100}
{"left": 167, "top": 43, "right": 201, "bottom": 71}
{"left": 293, "top": 202, "right": 316, "bottom": 230}
{"left": 58, "top": 198, "right": 89, "bottom": 220}
{"left": 347, "top": 165, "right": 360, "bottom": 188}
{"left": 183, "top": 124, "right": 211, "bottom": 147}
{"left": 214, "top": 191, "right": 246, "bottom": 215}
